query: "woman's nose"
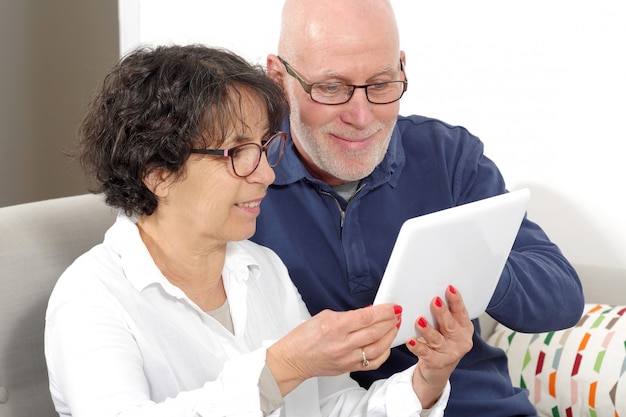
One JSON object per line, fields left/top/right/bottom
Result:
{"left": 247, "top": 153, "right": 275, "bottom": 185}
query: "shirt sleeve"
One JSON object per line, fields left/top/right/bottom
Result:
{"left": 193, "top": 348, "right": 269, "bottom": 417}
{"left": 317, "top": 365, "right": 450, "bottom": 417}
{"left": 259, "top": 364, "right": 285, "bottom": 415}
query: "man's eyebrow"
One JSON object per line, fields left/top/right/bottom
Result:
{"left": 322, "top": 65, "right": 397, "bottom": 80}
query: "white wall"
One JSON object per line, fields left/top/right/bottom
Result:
{"left": 119, "top": 0, "right": 626, "bottom": 271}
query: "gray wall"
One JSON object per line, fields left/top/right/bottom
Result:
{"left": 1, "top": 0, "right": 119, "bottom": 207}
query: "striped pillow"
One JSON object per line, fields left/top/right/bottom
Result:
{"left": 487, "top": 304, "right": 626, "bottom": 417}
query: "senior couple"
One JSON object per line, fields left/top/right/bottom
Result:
{"left": 44, "top": 0, "right": 583, "bottom": 416}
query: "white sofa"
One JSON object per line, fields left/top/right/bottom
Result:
{"left": 0, "top": 194, "right": 624, "bottom": 417}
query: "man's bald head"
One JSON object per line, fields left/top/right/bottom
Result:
{"left": 278, "top": 0, "right": 400, "bottom": 62}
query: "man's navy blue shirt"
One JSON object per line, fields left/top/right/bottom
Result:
{"left": 252, "top": 115, "right": 583, "bottom": 417}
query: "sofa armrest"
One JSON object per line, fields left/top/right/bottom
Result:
{"left": 0, "top": 194, "right": 116, "bottom": 417}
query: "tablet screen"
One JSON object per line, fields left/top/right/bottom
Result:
{"left": 373, "top": 189, "right": 530, "bottom": 347}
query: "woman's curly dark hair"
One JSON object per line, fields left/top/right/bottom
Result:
{"left": 77, "top": 44, "right": 288, "bottom": 216}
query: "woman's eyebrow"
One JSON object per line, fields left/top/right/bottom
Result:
{"left": 233, "top": 134, "right": 251, "bottom": 143}
{"left": 227, "top": 132, "right": 262, "bottom": 146}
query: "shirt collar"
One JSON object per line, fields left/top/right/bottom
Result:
{"left": 273, "top": 118, "right": 405, "bottom": 189}
{"left": 223, "top": 241, "right": 262, "bottom": 284}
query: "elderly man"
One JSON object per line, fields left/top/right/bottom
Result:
{"left": 252, "top": 1, "right": 584, "bottom": 416}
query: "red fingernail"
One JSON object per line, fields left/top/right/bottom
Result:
{"left": 365, "top": 304, "right": 373, "bottom": 308}
{"left": 396, "top": 318, "right": 402, "bottom": 329}
{"left": 408, "top": 339, "right": 416, "bottom": 346}
{"left": 435, "top": 297, "right": 443, "bottom": 308}
{"left": 393, "top": 305, "right": 402, "bottom": 314}
{"left": 418, "top": 317, "right": 427, "bottom": 328}
{"left": 449, "top": 285, "right": 457, "bottom": 294}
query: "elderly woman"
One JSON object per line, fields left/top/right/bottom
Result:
{"left": 44, "top": 45, "right": 473, "bottom": 417}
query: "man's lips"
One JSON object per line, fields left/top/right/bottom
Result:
{"left": 331, "top": 133, "right": 374, "bottom": 152}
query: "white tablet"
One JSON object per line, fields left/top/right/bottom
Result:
{"left": 373, "top": 189, "right": 530, "bottom": 347}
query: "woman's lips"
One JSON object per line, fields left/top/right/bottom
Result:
{"left": 236, "top": 198, "right": 263, "bottom": 214}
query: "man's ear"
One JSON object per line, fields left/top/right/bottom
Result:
{"left": 143, "top": 167, "right": 172, "bottom": 198}
{"left": 266, "top": 54, "right": 285, "bottom": 86}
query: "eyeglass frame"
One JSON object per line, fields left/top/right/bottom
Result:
{"left": 277, "top": 56, "right": 408, "bottom": 105}
{"left": 187, "top": 131, "right": 287, "bottom": 177}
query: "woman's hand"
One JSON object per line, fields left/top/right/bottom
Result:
{"left": 406, "top": 285, "right": 474, "bottom": 409}
{"left": 266, "top": 303, "right": 402, "bottom": 396}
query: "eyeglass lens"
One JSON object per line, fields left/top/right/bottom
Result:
{"left": 265, "top": 134, "right": 284, "bottom": 167}
{"left": 311, "top": 82, "right": 405, "bottom": 105}
{"left": 231, "top": 145, "right": 261, "bottom": 177}
{"left": 231, "top": 133, "right": 285, "bottom": 176}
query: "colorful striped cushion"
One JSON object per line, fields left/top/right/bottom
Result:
{"left": 487, "top": 304, "right": 626, "bottom": 417}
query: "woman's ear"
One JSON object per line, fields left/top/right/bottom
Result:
{"left": 266, "top": 54, "right": 285, "bottom": 86}
{"left": 143, "top": 167, "right": 172, "bottom": 198}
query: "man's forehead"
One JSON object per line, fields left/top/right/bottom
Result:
{"left": 298, "top": 49, "right": 400, "bottom": 77}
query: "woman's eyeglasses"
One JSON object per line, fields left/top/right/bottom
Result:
{"left": 188, "top": 131, "right": 287, "bottom": 177}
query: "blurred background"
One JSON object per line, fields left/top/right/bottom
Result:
{"left": 2, "top": 0, "right": 625, "bottom": 272}
{"left": 0, "top": 0, "right": 119, "bottom": 207}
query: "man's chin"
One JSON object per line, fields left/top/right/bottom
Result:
{"left": 325, "top": 163, "right": 377, "bottom": 183}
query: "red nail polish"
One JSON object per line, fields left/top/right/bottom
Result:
{"left": 393, "top": 305, "right": 402, "bottom": 314}
{"left": 435, "top": 297, "right": 443, "bottom": 308}
{"left": 418, "top": 317, "right": 427, "bottom": 328}
{"left": 408, "top": 339, "right": 416, "bottom": 346}
{"left": 449, "top": 285, "right": 457, "bottom": 294}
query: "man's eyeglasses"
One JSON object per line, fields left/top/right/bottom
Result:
{"left": 188, "top": 131, "right": 287, "bottom": 177}
{"left": 278, "top": 56, "right": 408, "bottom": 105}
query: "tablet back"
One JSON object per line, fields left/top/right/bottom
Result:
{"left": 374, "top": 189, "right": 530, "bottom": 347}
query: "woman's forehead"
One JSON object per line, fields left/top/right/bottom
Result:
{"left": 201, "top": 91, "right": 270, "bottom": 145}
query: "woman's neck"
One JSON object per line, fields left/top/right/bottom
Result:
{"left": 137, "top": 216, "right": 227, "bottom": 311}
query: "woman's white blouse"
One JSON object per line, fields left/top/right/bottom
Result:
{"left": 44, "top": 214, "right": 449, "bottom": 417}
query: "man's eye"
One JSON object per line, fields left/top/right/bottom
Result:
{"left": 369, "top": 82, "right": 389, "bottom": 91}
{"left": 316, "top": 83, "right": 343, "bottom": 94}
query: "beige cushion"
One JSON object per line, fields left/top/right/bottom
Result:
{"left": 0, "top": 194, "right": 116, "bottom": 417}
